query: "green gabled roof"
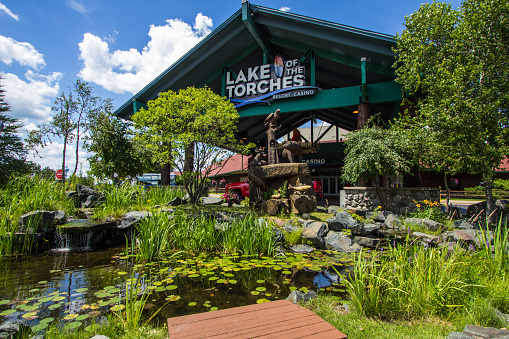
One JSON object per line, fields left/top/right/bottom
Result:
{"left": 114, "top": 2, "right": 398, "bottom": 120}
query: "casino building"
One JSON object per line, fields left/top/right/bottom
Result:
{"left": 114, "top": 2, "right": 429, "bottom": 195}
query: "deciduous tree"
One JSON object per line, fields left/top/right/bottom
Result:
{"left": 394, "top": 0, "right": 509, "bottom": 223}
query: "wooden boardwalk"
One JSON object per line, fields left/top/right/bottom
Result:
{"left": 167, "top": 300, "right": 347, "bottom": 338}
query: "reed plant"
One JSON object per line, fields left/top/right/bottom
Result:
{"left": 344, "top": 245, "right": 481, "bottom": 319}
{"left": 222, "top": 214, "right": 275, "bottom": 256}
{"left": 135, "top": 213, "right": 173, "bottom": 261}
{"left": 165, "top": 210, "right": 220, "bottom": 252}
{"left": 0, "top": 175, "right": 75, "bottom": 256}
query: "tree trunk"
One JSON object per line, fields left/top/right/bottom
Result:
{"left": 62, "top": 135, "right": 67, "bottom": 188}
{"left": 484, "top": 172, "right": 496, "bottom": 224}
{"left": 73, "top": 129, "right": 80, "bottom": 177}
{"left": 443, "top": 173, "right": 450, "bottom": 215}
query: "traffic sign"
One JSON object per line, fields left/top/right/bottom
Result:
{"left": 56, "top": 169, "right": 63, "bottom": 180}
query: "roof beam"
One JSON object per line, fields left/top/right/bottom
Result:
{"left": 242, "top": 1, "right": 271, "bottom": 63}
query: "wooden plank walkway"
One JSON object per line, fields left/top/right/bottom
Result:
{"left": 167, "top": 300, "right": 347, "bottom": 338}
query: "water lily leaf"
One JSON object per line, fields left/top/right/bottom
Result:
{"left": 210, "top": 307, "right": 218, "bottom": 311}
{"left": 166, "top": 285, "right": 178, "bottom": 291}
{"left": 255, "top": 287, "right": 266, "bottom": 292}
{"left": 98, "top": 301, "right": 109, "bottom": 307}
{"left": 28, "top": 288, "right": 40, "bottom": 293}
{"left": 38, "top": 281, "right": 47, "bottom": 284}
{"left": 64, "top": 321, "right": 82, "bottom": 330}
{"left": 0, "top": 309, "right": 16, "bottom": 316}
{"left": 108, "top": 297, "right": 121, "bottom": 304}
{"left": 38, "top": 297, "right": 53, "bottom": 303}
{"left": 110, "top": 305, "right": 125, "bottom": 312}
{"left": 103, "top": 286, "right": 115, "bottom": 291}
{"left": 223, "top": 273, "right": 234, "bottom": 277}
{"left": 256, "top": 299, "right": 270, "bottom": 304}
{"left": 20, "top": 305, "right": 38, "bottom": 312}
{"left": 52, "top": 296, "right": 66, "bottom": 302}
{"left": 47, "top": 303, "right": 62, "bottom": 310}
{"left": 208, "top": 277, "right": 219, "bottom": 281}
{"left": 40, "top": 317, "right": 55, "bottom": 324}
{"left": 216, "top": 279, "right": 226, "bottom": 284}
{"left": 153, "top": 281, "right": 162, "bottom": 286}
{"left": 22, "top": 311, "right": 38, "bottom": 319}
{"left": 188, "top": 302, "right": 197, "bottom": 306}
{"left": 289, "top": 287, "right": 297, "bottom": 292}
{"left": 75, "top": 314, "right": 89, "bottom": 321}
{"left": 228, "top": 279, "right": 237, "bottom": 284}
{"left": 108, "top": 288, "right": 120, "bottom": 293}
{"left": 76, "top": 288, "right": 88, "bottom": 293}
{"left": 88, "top": 311, "right": 101, "bottom": 317}
{"left": 155, "top": 287, "right": 166, "bottom": 292}
{"left": 188, "top": 274, "right": 200, "bottom": 278}
{"left": 272, "top": 266, "right": 282, "bottom": 271}
{"left": 251, "top": 291, "right": 260, "bottom": 295}
{"left": 64, "top": 313, "right": 78, "bottom": 320}
{"left": 281, "top": 270, "right": 291, "bottom": 275}
{"left": 117, "top": 271, "right": 128, "bottom": 276}
{"left": 256, "top": 280, "right": 265, "bottom": 284}
{"left": 165, "top": 295, "right": 180, "bottom": 302}
{"left": 31, "top": 323, "right": 48, "bottom": 332}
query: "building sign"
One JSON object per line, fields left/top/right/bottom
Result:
{"left": 304, "top": 158, "right": 326, "bottom": 167}
{"left": 227, "top": 55, "right": 318, "bottom": 108}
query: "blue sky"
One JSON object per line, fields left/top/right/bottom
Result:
{"left": 0, "top": 0, "right": 462, "bottom": 173}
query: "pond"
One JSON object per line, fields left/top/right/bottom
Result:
{"left": 0, "top": 246, "right": 352, "bottom": 334}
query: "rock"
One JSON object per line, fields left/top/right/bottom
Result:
{"left": 18, "top": 211, "right": 56, "bottom": 235}
{"left": 327, "top": 211, "right": 361, "bottom": 232}
{"left": 355, "top": 223, "right": 380, "bottom": 236}
{"left": 453, "top": 219, "right": 475, "bottom": 230}
{"left": 383, "top": 214, "right": 402, "bottom": 229}
{"left": 0, "top": 320, "right": 30, "bottom": 339}
{"left": 327, "top": 206, "right": 340, "bottom": 214}
{"left": 301, "top": 221, "right": 328, "bottom": 249}
{"left": 89, "top": 335, "right": 111, "bottom": 339}
{"left": 285, "top": 290, "right": 318, "bottom": 304}
{"left": 76, "top": 184, "right": 97, "bottom": 197}
{"left": 411, "top": 232, "right": 440, "bottom": 244}
{"left": 325, "top": 231, "right": 361, "bottom": 253}
{"left": 53, "top": 210, "right": 67, "bottom": 225}
{"left": 495, "top": 309, "right": 509, "bottom": 327}
{"left": 301, "top": 213, "right": 311, "bottom": 220}
{"left": 264, "top": 200, "right": 280, "bottom": 215}
{"left": 369, "top": 211, "right": 393, "bottom": 222}
{"left": 354, "top": 236, "right": 380, "bottom": 248}
{"left": 83, "top": 194, "right": 103, "bottom": 208}
{"left": 66, "top": 190, "right": 78, "bottom": 201}
{"left": 117, "top": 211, "right": 151, "bottom": 229}
{"left": 446, "top": 332, "right": 473, "bottom": 339}
{"left": 462, "top": 324, "right": 509, "bottom": 338}
{"left": 290, "top": 244, "right": 315, "bottom": 253}
{"left": 284, "top": 223, "right": 300, "bottom": 233}
{"left": 290, "top": 194, "right": 315, "bottom": 214}
{"left": 167, "top": 196, "right": 184, "bottom": 206}
{"left": 200, "top": 197, "right": 223, "bottom": 206}
{"left": 404, "top": 218, "right": 444, "bottom": 232}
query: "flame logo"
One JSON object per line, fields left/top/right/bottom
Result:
{"left": 274, "top": 55, "right": 284, "bottom": 77}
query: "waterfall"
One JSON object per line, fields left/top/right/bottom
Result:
{"left": 54, "top": 230, "right": 93, "bottom": 252}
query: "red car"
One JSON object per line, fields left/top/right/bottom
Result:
{"left": 225, "top": 180, "right": 323, "bottom": 202}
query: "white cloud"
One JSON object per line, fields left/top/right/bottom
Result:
{"left": 279, "top": 6, "right": 291, "bottom": 12}
{"left": 66, "top": 0, "right": 88, "bottom": 16}
{"left": 77, "top": 13, "right": 213, "bottom": 94}
{"left": 0, "top": 2, "right": 19, "bottom": 21}
{"left": 0, "top": 35, "right": 45, "bottom": 69}
{"left": 28, "top": 141, "right": 91, "bottom": 174}
{"left": 2, "top": 70, "right": 62, "bottom": 121}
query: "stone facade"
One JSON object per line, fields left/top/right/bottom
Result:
{"left": 342, "top": 187, "right": 441, "bottom": 214}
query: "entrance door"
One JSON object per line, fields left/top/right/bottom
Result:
{"left": 312, "top": 176, "right": 339, "bottom": 196}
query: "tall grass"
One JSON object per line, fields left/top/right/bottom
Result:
{"left": 344, "top": 245, "right": 481, "bottom": 319}
{"left": 0, "top": 175, "right": 75, "bottom": 256}
{"left": 94, "top": 183, "right": 185, "bottom": 219}
{"left": 132, "top": 211, "right": 275, "bottom": 257}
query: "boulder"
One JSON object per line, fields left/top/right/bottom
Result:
{"left": 383, "top": 214, "right": 402, "bottom": 229}
{"left": 290, "top": 244, "right": 315, "bottom": 253}
{"left": 453, "top": 219, "right": 475, "bottom": 230}
{"left": 355, "top": 223, "right": 380, "bottom": 236}
{"left": 285, "top": 290, "right": 318, "bottom": 304}
{"left": 446, "top": 332, "right": 473, "bottom": 339}
{"left": 404, "top": 218, "right": 444, "bottom": 232}
{"left": 76, "top": 184, "right": 97, "bottom": 197}
{"left": 117, "top": 211, "right": 151, "bottom": 230}
{"left": 200, "top": 197, "right": 223, "bottom": 206}
{"left": 0, "top": 320, "right": 30, "bottom": 339}
{"left": 353, "top": 236, "right": 380, "bottom": 248}
{"left": 327, "top": 211, "right": 361, "bottom": 232}
{"left": 324, "top": 231, "right": 361, "bottom": 253}
{"left": 411, "top": 232, "right": 440, "bottom": 244}
{"left": 462, "top": 325, "right": 509, "bottom": 338}
{"left": 18, "top": 211, "right": 57, "bottom": 235}
{"left": 444, "top": 229, "right": 482, "bottom": 248}
{"left": 290, "top": 194, "right": 314, "bottom": 214}
{"left": 167, "top": 196, "right": 184, "bottom": 206}
{"left": 300, "top": 221, "right": 328, "bottom": 249}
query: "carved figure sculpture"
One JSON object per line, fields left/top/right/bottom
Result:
{"left": 252, "top": 148, "right": 267, "bottom": 166}
{"left": 264, "top": 109, "right": 281, "bottom": 165}
{"left": 281, "top": 141, "right": 302, "bottom": 163}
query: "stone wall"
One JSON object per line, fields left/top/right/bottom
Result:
{"left": 342, "top": 187, "right": 441, "bottom": 214}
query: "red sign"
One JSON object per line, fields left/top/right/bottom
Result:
{"left": 56, "top": 169, "right": 63, "bottom": 180}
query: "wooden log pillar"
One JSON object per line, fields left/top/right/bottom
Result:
{"left": 357, "top": 103, "right": 370, "bottom": 187}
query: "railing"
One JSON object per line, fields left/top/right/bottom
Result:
{"left": 440, "top": 190, "right": 509, "bottom": 200}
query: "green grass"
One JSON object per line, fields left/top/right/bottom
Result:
{"left": 306, "top": 295, "right": 454, "bottom": 339}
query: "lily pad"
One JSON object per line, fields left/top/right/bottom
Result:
{"left": 47, "top": 303, "right": 62, "bottom": 310}
{"left": 110, "top": 305, "right": 125, "bottom": 312}
{"left": 257, "top": 298, "right": 270, "bottom": 304}
{"left": 31, "top": 323, "right": 48, "bottom": 332}
{"left": 255, "top": 287, "right": 267, "bottom": 292}
{"left": 63, "top": 313, "right": 78, "bottom": 320}
{"left": 117, "top": 271, "right": 128, "bottom": 276}
{"left": 0, "top": 309, "right": 16, "bottom": 316}
{"left": 166, "top": 285, "right": 178, "bottom": 291}
{"left": 251, "top": 291, "right": 260, "bottom": 295}
{"left": 76, "top": 314, "right": 89, "bottom": 321}
{"left": 256, "top": 280, "right": 265, "bottom": 284}
{"left": 22, "top": 311, "right": 38, "bottom": 319}
{"left": 76, "top": 288, "right": 88, "bottom": 293}
{"left": 188, "top": 302, "right": 197, "bottom": 306}
{"left": 28, "top": 288, "right": 40, "bottom": 293}
{"left": 64, "top": 321, "right": 82, "bottom": 330}
{"left": 40, "top": 317, "right": 55, "bottom": 324}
